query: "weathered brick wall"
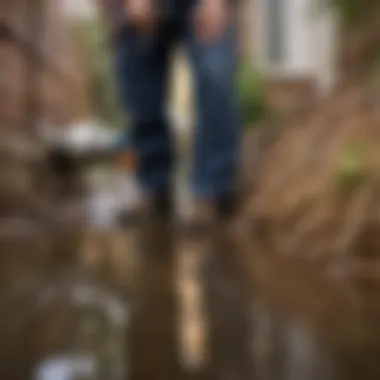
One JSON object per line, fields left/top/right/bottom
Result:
{"left": 1, "top": 40, "right": 27, "bottom": 128}
{"left": 1, "top": 0, "right": 89, "bottom": 130}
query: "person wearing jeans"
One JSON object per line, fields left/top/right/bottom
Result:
{"left": 100, "top": 0, "right": 242, "bottom": 223}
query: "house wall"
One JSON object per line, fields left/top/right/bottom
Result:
{"left": 309, "top": 7, "right": 337, "bottom": 93}
{"left": 251, "top": 0, "right": 338, "bottom": 114}
{"left": 253, "top": 0, "right": 337, "bottom": 82}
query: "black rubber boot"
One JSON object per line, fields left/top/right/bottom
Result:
{"left": 215, "top": 192, "right": 239, "bottom": 220}
{"left": 118, "top": 190, "right": 174, "bottom": 227}
{"left": 153, "top": 191, "right": 174, "bottom": 219}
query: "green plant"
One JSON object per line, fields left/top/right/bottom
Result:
{"left": 236, "top": 61, "right": 267, "bottom": 127}
{"left": 335, "top": 143, "right": 369, "bottom": 189}
{"left": 323, "top": 0, "right": 377, "bottom": 23}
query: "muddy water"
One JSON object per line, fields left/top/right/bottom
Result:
{"left": 247, "top": 250, "right": 380, "bottom": 380}
{"left": 0, "top": 223, "right": 132, "bottom": 380}
{"left": 178, "top": 220, "right": 380, "bottom": 380}
{"left": 1, "top": 216, "right": 380, "bottom": 380}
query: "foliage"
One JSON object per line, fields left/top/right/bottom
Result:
{"left": 236, "top": 61, "right": 267, "bottom": 127}
{"left": 324, "top": 0, "right": 378, "bottom": 23}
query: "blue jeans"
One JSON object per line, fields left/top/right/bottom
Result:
{"left": 113, "top": 7, "right": 241, "bottom": 200}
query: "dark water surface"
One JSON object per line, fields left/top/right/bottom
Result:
{"left": 0, "top": 220, "right": 380, "bottom": 380}
{"left": 248, "top": 250, "right": 380, "bottom": 380}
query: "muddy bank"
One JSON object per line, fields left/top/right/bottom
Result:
{"left": 244, "top": 84, "right": 380, "bottom": 273}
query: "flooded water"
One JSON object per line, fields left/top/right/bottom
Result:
{"left": 247, "top": 251, "right": 380, "bottom": 380}
{"left": 1, "top": 168, "right": 380, "bottom": 380}
{"left": 32, "top": 280, "right": 129, "bottom": 380}
{"left": 0, "top": 221, "right": 131, "bottom": 380}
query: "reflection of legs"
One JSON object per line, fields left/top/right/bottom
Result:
{"left": 114, "top": 26, "right": 175, "bottom": 212}
{"left": 130, "top": 219, "right": 180, "bottom": 380}
{"left": 186, "top": 24, "right": 241, "bottom": 216}
{"left": 114, "top": 26, "right": 180, "bottom": 380}
{"left": 183, "top": 21, "right": 251, "bottom": 380}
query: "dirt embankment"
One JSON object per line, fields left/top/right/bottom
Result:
{"left": 243, "top": 83, "right": 380, "bottom": 275}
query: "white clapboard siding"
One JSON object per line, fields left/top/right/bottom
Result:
{"left": 254, "top": 0, "right": 337, "bottom": 92}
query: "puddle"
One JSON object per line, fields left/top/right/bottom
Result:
{"left": 1, "top": 214, "right": 380, "bottom": 380}
{"left": 248, "top": 251, "right": 380, "bottom": 380}
{"left": 34, "top": 355, "right": 97, "bottom": 380}
{"left": 35, "top": 280, "right": 129, "bottom": 380}
{"left": 0, "top": 268, "right": 130, "bottom": 380}
{"left": 84, "top": 168, "right": 141, "bottom": 228}
{"left": 252, "top": 300, "right": 334, "bottom": 380}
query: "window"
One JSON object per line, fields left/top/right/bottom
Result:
{"left": 255, "top": 0, "right": 315, "bottom": 76}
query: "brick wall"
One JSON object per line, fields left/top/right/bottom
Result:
{"left": 1, "top": 0, "right": 90, "bottom": 131}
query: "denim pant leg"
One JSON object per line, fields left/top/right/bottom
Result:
{"left": 113, "top": 26, "right": 176, "bottom": 196}
{"left": 185, "top": 23, "right": 242, "bottom": 199}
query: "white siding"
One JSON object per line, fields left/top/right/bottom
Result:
{"left": 62, "top": 0, "right": 97, "bottom": 19}
{"left": 310, "top": 7, "right": 338, "bottom": 93}
{"left": 254, "top": 0, "right": 337, "bottom": 91}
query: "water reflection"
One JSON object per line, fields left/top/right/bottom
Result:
{"left": 33, "top": 280, "right": 129, "bottom": 380}
{"left": 252, "top": 300, "right": 334, "bottom": 380}
{"left": 250, "top": 252, "right": 380, "bottom": 380}
{"left": 2, "top": 218, "right": 380, "bottom": 380}
{"left": 35, "top": 355, "right": 97, "bottom": 380}
{"left": 0, "top": 226, "right": 130, "bottom": 380}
